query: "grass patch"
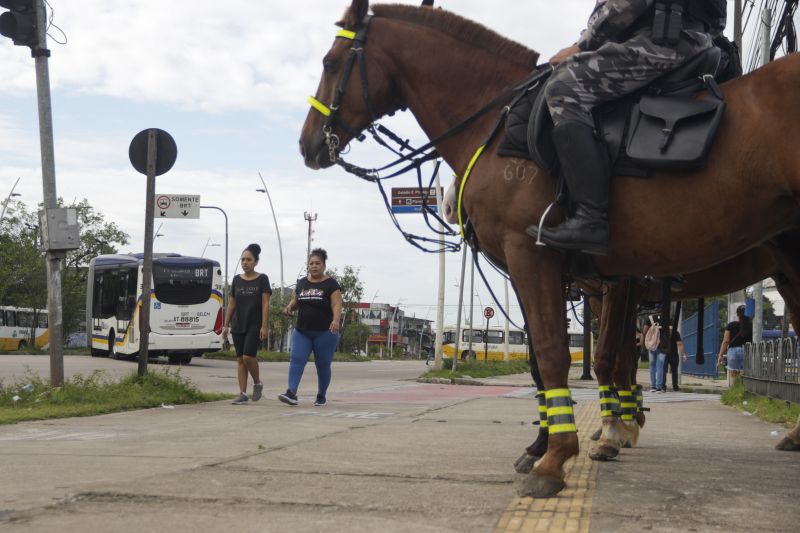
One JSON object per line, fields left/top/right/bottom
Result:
{"left": 202, "top": 349, "right": 368, "bottom": 362}
{"left": 721, "top": 379, "right": 800, "bottom": 426}
{"left": 0, "top": 368, "right": 231, "bottom": 425}
{"left": 421, "top": 359, "right": 530, "bottom": 379}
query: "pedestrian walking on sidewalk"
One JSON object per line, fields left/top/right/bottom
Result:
{"left": 222, "top": 243, "right": 272, "bottom": 405}
{"left": 642, "top": 314, "right": 666, "bottom": 392}
{"left": 717, "top": 304, "right": 752, "bottom": 384}
{"left": 279, "top": 248, "right": 342, "bottom": 407}
{"left": 660, "top": 326, "right": 687, "bottom": 392}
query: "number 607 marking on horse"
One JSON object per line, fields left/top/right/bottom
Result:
{"left": 503, "top": 159, "right": 539, "bottom": 184}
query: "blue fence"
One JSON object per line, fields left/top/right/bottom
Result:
{"left": 681, "top": 299, "right": 720, "bottom": 378}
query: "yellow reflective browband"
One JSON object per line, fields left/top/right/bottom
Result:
{"left": 336, "top": 29, "right": 356, "bottom": 40}
{"left": 307, "top": 96, "right": 331, "bottom": 117}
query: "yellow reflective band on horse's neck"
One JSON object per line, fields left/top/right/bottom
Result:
{"left": 336, "top": 29, "right": 356, "bottom": 40}
{"left": 457, "top": 145, "right": 486, "bottom": 239}
{"left": 307, "top": 96, "right": 331, "bottom": 117}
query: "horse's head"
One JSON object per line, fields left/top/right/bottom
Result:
{"left": 299, "top": 0, "right": 402, "bottom": 169}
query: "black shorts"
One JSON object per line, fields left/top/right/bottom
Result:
{"left": 232, "top": 330, "right": 260, "bottom": 357}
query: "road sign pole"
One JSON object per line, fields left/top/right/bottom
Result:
{"left": 484, "top": 316, "right": 489, "bottom": 362}
{"left": 138, "top": 129, "right": 158, "bottom": 377}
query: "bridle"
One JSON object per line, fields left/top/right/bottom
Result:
{"left": 307, "top": 16, "right": 376, "bottom": 167}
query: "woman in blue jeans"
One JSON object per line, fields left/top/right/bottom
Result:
{"left": 279, "top": 248, "right": 342, "bottom": 407}
{"left": 717, "top": 304, "right": 752, "bottom": 384}
{"left": 643, "top": 316, "right": 666, "bottom": 392}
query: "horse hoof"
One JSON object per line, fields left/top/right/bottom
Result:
{"left": 775, "top": 437, "right": 800, "bottom": 451}
{"left": 589, "top": 444, "right": 619, "bottom": 461}
{"left": 590, "top": 427, "right": 602, "bottom": 441}
{"left": 635, "top": 412, "right": 646, "bottom": 428}
{"left": 513, "top": 453, "right": 538, "bottom": 474}
{"left": 518, "top": 473, "right": 566, "bottom": 498}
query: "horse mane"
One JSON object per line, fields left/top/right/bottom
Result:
{"left": 341, "top": 3, "right": 540, "bottom": 69}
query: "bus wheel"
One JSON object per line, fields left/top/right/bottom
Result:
{"left": 90, "top": 348, "right": 106, "bottom": 357}
{"left": 167, "top": 355, "right": 192, "bottom": 365}
{"left": 461, "top": 350, "right": 476, "bottom": 361}
{"left": 18, "top": 340, "right": 27, "bottom": 350}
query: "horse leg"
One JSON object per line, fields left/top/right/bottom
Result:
{"left": 590, "top": 281, "right": 632, "bottom": 461}
{"left": 506, "top": 243, "right": 578, "bottom": 497}
{"left": 587, "top": 294, "right": 604, "bottom": 442}
{"left": 776, "top": 414, "right": 800, "bottom": 451}
{"left": 513, "top": 287, "right": 549, "bottom": 474}
{"left": 613, "top": 318, "right": 641, "bottom": 449}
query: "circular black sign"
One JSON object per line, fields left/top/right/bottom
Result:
{"left": 128, "top": 128, "right": 178, "bottom": 176}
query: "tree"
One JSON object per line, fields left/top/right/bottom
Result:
{"left": 0, "top": 198, "right": 129, "bottom": 339}
{"left": 325, "top": 265, "right": 365, "bottom": 327}
{"left": 340, "top": 322, "right": 371, "bottom": 354}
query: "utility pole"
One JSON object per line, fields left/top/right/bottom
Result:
{"left": 1, "top": 0, "right": 69, "bottom": 386}
{"left": 304, "top": 211, "right": 317, "bottom": 259}
{"left": 752, "top": 6, "right": 772, "bottom": 344}
{"left": 734, "top": 0, "right": 743, "bottom": 52}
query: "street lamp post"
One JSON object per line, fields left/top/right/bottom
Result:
{"left": 199, "top": 205, "right": 229, "bottom": 307}
{"left": 257, "top": 173, "right": 286, "bottom": 351}
{"left": 1, "top": 177, "right": 22, "bottom": 221}
{"left": 201, "top": 238, "right": 220, "bottom": 257}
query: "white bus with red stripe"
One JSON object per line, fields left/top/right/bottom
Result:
{"left": 86, "top": 253, "right": 224, "bottom": 364}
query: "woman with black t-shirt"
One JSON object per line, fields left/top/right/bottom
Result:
{"left": 222, "top": 244, "right": 272, "bottom": 405}
{"left": 278, "top": 248, "right": 342, "bottom": 407}
{"left": 717, "top": 304, "right": 752, "bottom": 383}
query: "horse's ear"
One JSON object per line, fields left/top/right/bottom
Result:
{"left": 421, "top": 0, "right": 434, "bottom": 6}
{"left": 339, "top": 0, "right": 369, "bottom": 28}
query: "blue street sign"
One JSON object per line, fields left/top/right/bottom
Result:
{"left": 390, "top": 205, "right": 439, "bottom": 214}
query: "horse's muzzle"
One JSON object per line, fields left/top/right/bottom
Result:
{"left": 299, "top": 135, "right": 335, "bottom": 170}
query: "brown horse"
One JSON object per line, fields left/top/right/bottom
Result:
{"left": 299, "top": 0, "right": 800, "bottom": 497}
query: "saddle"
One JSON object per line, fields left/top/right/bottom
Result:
{"left": 499, "top": 47, "right": 726, "bottom": 177}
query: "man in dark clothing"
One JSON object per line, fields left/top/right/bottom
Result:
{"left": 527, "top": 0, "right": 726, "bottom": 255}
{"left": 661, "top": 326, "right": 687, "bottom": 391}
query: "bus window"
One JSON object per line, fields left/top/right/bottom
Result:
{"left": 485, "top": 330, "right": 504, "bottom": 344}
{"left": 462, "top": 329, "right": 483, "bottom": 343}
{"left": 3, "top": 310, "right": 15, "bottom": 327}
{"left": 443, "top": 331, "right": 455, "bottom": 344}
{"left": 17, "top": 311, "right": 33, "bottom": 328}
{"left": 36, "top": 312, "right": 48, "bottom": 329}
{"left": 569, "top": 333, "right": 583, "bottom": 348}
{"left": 153, "top": 260, "right": 214, "bottom": 305}
{"left": 509, "top": 331, "right": 525, "bottom": 345}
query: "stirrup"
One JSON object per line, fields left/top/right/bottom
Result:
{"left": 534, "top": 200, "right": 558, "bottom": 247}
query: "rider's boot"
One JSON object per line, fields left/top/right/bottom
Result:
{"left": 526, "top": 121, "right": 611, "bottom": 256}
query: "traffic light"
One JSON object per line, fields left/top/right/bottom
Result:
{"left": 0, "top": 0, "right": 38, "bottom": 48}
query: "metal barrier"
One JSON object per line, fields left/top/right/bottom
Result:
{"left": 743, "top": 338, "right": 800, "bottom": 404}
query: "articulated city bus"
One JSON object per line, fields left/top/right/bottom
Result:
{"left": 0, "top": 306, "right": 49, "bottom": 351}
{"left": 86, "top": 253, "right": 224, "bottom": 364}
{"left": 441, "top": 325, "right": 529, "bottom": 361}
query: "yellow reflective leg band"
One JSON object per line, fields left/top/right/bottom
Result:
{"left": 457, "top": 145, "right": 486, "bottom": 239}
{"left": 598, "top": 385, "right": 619, "bottom": 418}
{"left": 536, "top": 392, "right": 548, "bottom": 428}
{"left": 545, "top": 388, "right": 577, "bottom": 435}
{"left": 307, "top": 96, "right": 331, "bottom": 117}
{"left": 634, "top": 384, "right": 644, "bottom": 413}
{"left": 618, "top": 390, "right": 636, "bottom": 421}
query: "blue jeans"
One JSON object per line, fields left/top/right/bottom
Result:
{"left": 289, "top": 329, "right": 339, "bottom": 398}
{"left": 649, "top": 350, "right": 666, "bottom": 389}
{"left": 726, "top": 346, "right": 744, "bottom": 371}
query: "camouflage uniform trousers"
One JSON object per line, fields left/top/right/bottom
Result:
{"left": 544, "top": 31, "right": 714, "bottom": 128}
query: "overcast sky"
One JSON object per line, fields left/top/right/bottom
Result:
{"left": 0, "top": 1, "right": 761, "bottom": 327}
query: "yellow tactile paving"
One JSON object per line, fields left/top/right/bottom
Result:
{"left": 494, "top": 401, "right": 600, "bottom": 533}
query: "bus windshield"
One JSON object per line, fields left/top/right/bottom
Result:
{"left": 152, "top": 259, "right": 214, "bottom": 305}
